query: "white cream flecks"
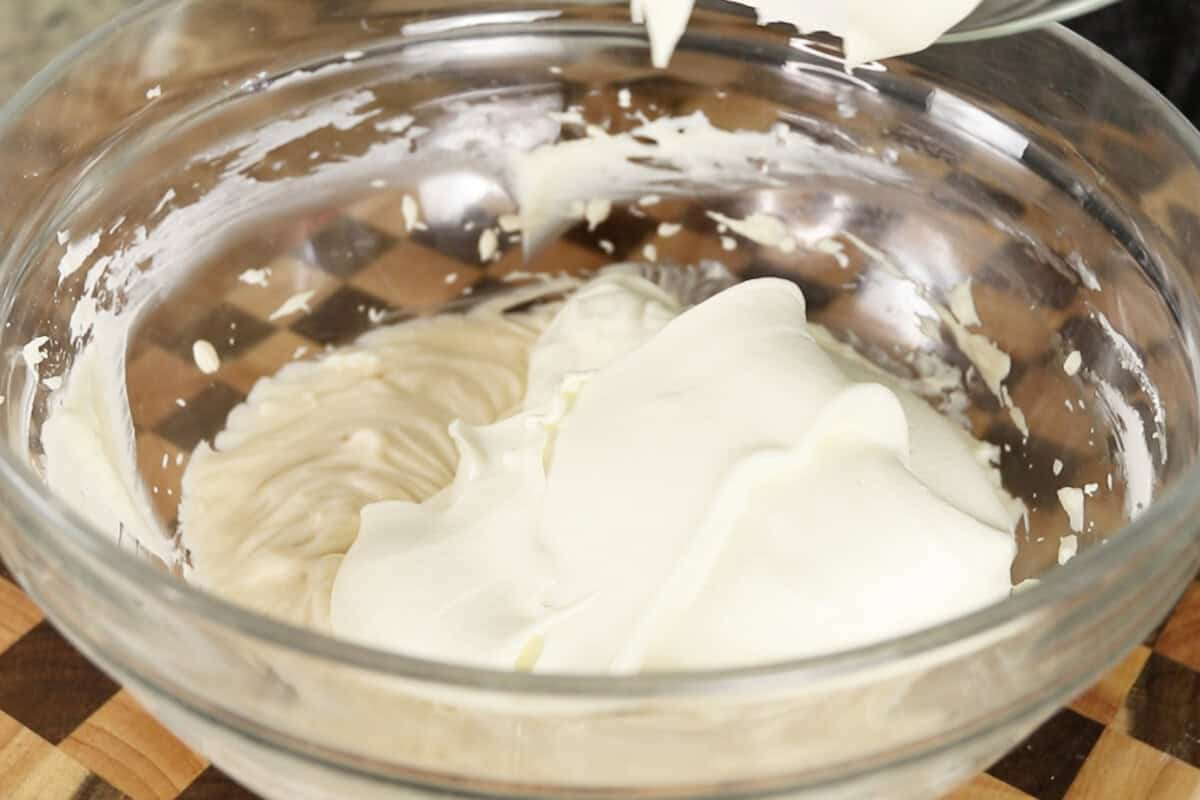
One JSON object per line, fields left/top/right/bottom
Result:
{"left": 837, "top": 232, "right": 1029, "bottom": 438}
{"left": 22, "top": 337, "right": 49, "bottom": 371}
{"left": 1063, "top": 350, "right": 1082, "bottom": 376}
{"left": 706, "top": 211, "right": 797, "bottom": 253}
{"left": 237, "top": 267, "right": 272, "bottom": 287}
{"left": 947, "top": 279, "right": 980, "bottom": 328}
{"left": 1057, "top": 486, "right": 1085, "bottom": 534}
{"left": 401, "top": 194, "right": 424, "bottom": 233}
{"left": 510, "top": 111, "right": 901, "bottom": 250}
{"left": 815, "top": 237, "right": 849, "bottom": 268}
{"left": 269, "top": 290, "right": 316, "bottom": 321}
{"left": 583, "top": 198, "right": 612, "bottom": 232}
{"left": 478, "top": 228, "right": 499, "bottom": 262}
{"left": 1057, "top": 533, "right": 1078, "bottom": 566}
{"left": 57, "top": 231, "right": 102, "bottom": 284}
{"left": 192, "top": 340, "right": 221, "bottom": 374}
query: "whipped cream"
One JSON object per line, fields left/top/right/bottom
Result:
{"left": 321, "top": 266, "right": 1017, "bottom": 672}
{"left": 633, "top": 0, "right": 983, "bottom": 68}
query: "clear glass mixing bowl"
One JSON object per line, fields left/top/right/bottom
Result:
{"left": 0, "top": 1, "right": 1197, "bottom": 798}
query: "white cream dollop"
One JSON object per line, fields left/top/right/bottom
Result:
{"left": 633, "top": 0, "right": 983, "bottom": 68}
{"left": 331, "top": 269, "right": 1016, "bottom": 672}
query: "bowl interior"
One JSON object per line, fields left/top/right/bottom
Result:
{"left": 8, "top": 10, "right": 1192, "bottom": 592}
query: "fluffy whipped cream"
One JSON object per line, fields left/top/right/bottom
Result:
{"left": 44, "top": 257, "right": 1018, "bottom": 672}
{"left": 633, "top": 0, "right": 983, "bottom": 67}
{"left": 317, "top": 266, "right": 1018, "bottom": 672}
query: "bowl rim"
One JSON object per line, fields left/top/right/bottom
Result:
{"left": 2, "top": 1, "right": 1200, "bottom": 700}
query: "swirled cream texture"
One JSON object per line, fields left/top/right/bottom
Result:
{"left": 180, "top": 265, "right": 1017, "bottom": 672}
{"left": 178, "top": 300, "right": 556, "bottom": 628}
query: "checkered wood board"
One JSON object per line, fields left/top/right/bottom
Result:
{"left": 3, "top": 185, "right": 1200, "bottom": 799}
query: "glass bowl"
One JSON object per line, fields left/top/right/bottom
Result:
{"left": 0, "top": 1, "right": 1198, "bottom": 799}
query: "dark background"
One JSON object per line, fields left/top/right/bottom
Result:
{"left": 1071, "top": 1, "right": 1200, "bottom": 123}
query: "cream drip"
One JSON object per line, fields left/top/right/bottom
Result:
{"left": 633, "top": 0, "right": 984, "bottom": 68}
